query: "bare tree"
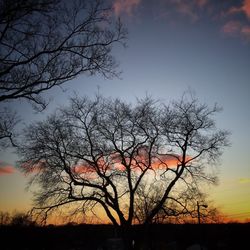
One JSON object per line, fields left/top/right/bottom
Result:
{"left": 0, "top": 0, "right": 126, "bottom": 146}
{"left": 0, "top": 211, "right": 11, "bottom": 225}
{"left": 0, "top": 107, "right": 19, "bottom": 146}
{"left": 18, "top": 94, "right": 230, "bottom": 227}
{"left": 134, "top": 182, "right": 206, "bottom": 224}
{"left": 10, "top": 211, "right": 37, "bottom": 227}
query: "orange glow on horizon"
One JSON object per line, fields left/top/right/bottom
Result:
{"left": 42, "top": 210, "right": 250, "bottom": 225}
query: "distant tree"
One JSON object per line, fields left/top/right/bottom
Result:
{"left": 18, "top": 93, "right": 230, "bottom": 227}
{"left": 0, "top": 211, "right": 11, "bottom": 225}
{"left": 0, "top": 0, "right": 126, "bottom": 146}
{"left": 10, "top": 212, "right": 36, "bottom": 227}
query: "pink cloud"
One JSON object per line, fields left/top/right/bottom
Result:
{"left": 176, "top": 1, "right": 199, "bottom": 22}
{"left": 159, "top": 0, "right": 208, "bottom": 23}
{"left": 241, "top": 25, "right": 250, "bottom": 40}
{"left": 113, "top": 0, "right": 141, "bottom": 16}
{"left": 72, "top": 164, "right": 95, "bottom": 174}
{"left": 195, "top": 0, "right": 208, "bottom": 8}
{"left": 21, "top": 160, "right": 48, "bottom": 175}
{"left": 222, "top": 20, "right": 241, "bottom": 35}
{"left": 227, "top": 0, "right": 250, "bottom": 19}
{"left": 242, "top": 0, "right": 250, "bottom": 18}
{"left": 70, "top": 149, "right": 189, "bottom": 176}
{"left": 107, "top": 153, "right": 184, "bottom": 172}
{"left": 0, "top": 164, "right": 15, "bottom": 176}
{"left": 221, "top": 20, "right": 250, "bottom": 41}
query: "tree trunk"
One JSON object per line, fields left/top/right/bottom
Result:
{"left": 119, "top": 223, "right": 135, "bottom": 250}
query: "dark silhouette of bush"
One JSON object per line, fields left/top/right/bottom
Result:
{"left": 10, "top": 212, "right": 37, "bottom": 227}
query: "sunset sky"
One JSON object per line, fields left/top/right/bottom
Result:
{"left": 0, "top": 0, "right": 250, "bottom": 223}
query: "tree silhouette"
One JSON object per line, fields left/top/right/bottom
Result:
{"left": 18, "top": 94, "right": 230, "bottom": 227}
{"left": 10, "top": 212, "right": 36, "bottom": 227}
{"left": 0, "top": 0, "right": 126, "bottom": 146}
{"left": 0, "top": 107, "right": 19, "bottom": 146}
{"left": 0, "top": 211, "right": 11, "bottom": 225}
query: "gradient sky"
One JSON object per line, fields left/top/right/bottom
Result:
{"left": 0, "top": 0, "right": 250, "bottom": 222}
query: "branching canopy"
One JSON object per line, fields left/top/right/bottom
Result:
{"left": 0, "top": 0, "right": 126, "bottom": 146}
{"left": 18, "top": 94, "right": 230, "bottom": 225}
{"left": 0, "top": 0, "right": 126, "bottom": 106}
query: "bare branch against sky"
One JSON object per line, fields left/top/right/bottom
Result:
{"left": 18, "top": 94, "right": 229, "bottom": 225}
{"left": 0, "top": 0, "right": 127, "bottom": 146}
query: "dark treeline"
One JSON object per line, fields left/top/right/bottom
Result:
{"left": 1, "top": 223, "right": 249, "bottom": 250}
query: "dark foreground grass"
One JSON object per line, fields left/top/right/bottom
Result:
{"left": 1, "top": 223, "right": 249, "bottom": 250}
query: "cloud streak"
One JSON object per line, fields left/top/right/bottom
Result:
{"left": 150, "top": 0, "right": 250, "bottom": 42}
{"left": 156, "top": 0, "right": 208, "bottom": 23}
{"left": 111, "top": 0, "right": 250, "bottom": 42}
{"left": 227, "top": 0, "right": 250, "bottom": 19}
{"left": 0, "top": 161, "right": 16, "bottom": 175}
{"left": 222, "top": 20, "right": 250, "bottom": 41}
{"left": 222, "top": 20, "right": 242, "bottom": 35}
{"left": 113, "top": 0, "right": 141, "bottom": 16}
{"left": 70, "top": 150, "right": 188, "bottom": 179}
{"left": 221, "top": 0, "right": 250, "bottom": 42}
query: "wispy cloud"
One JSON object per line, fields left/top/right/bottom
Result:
{"left": 0, "top": 161, "right": 16, "bottom": 175}
{"left": 241, "top": 25, "right": 250, "bottom": 40}
{"left": 111, "top": 0, "right": 250, "bottom": 43}
{"left": 222, "top": 20, "right": 242, "bottom": 35}
{"left": 175, "top": 1, "right": 199, "bottom": 22}
{"left": 157, "top": 0, "right": 208, "bottom": 23}
{"left": 222, "top": 20, "right": 250, "bottom": 42}
{"left": 113, "top": 0, "right": 141, "bottom": 16}
{"left": 155, "top": 0, "right": 250, "bottom": 42}
{"left": 221, "top": 0, "right": 250, "bottom": 42}
{"left": 227, "top": 0, "right": 250, "bottom": 19}
{"left": 195, "top": 0, "right": 207, "bottom": 8}
{"left": 70, "top": 150, "right": 189, "bottom": 178}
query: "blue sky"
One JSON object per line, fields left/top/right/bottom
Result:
{"left": 0, "top": 0, "right": 250, "bottom": 221}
